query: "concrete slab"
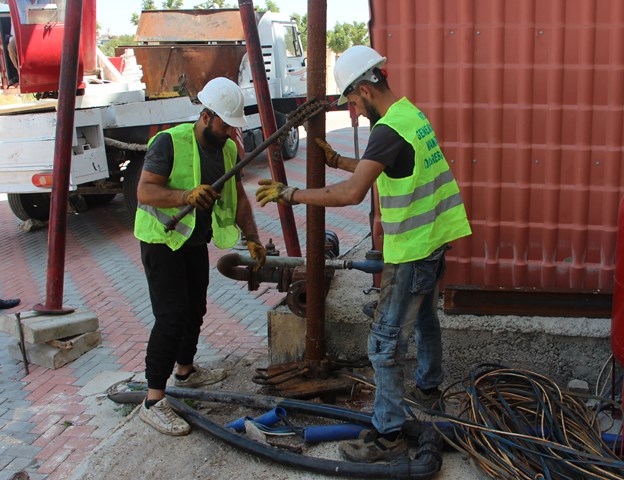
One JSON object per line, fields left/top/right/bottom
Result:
{"left": 267, "top": 308, "right": 306, "bottom": 365}
{"left": 77, "top": 371, "right": 136, "bottom": 397}
{"left": 8, "top": 331, "right": 102, "bottom": 369}
{"left": 0, "top": 309, "right": 99, "bottom": 344}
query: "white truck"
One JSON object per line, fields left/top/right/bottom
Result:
{"left": 0, "top": 3, "right": 307, "bottom": 221}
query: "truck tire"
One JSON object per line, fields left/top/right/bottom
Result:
{"left": 83, "top": 193, "right": 117, "bottom": 207}
{"left": 276, "top": 112, "right": 299, "bottom": 160}
{"left": 122, "top": 155, "right": 144, "bottom": 216}
{"left": 7, "top": 193, "right": 51, "bottom": 221}
{"left": 281, "top": 125, "right": 299, "bottom": 160}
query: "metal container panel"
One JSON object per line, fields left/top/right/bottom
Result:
{"left": 136, "top": 9, "right": 246, "bottom": 43}
{"left": 370, "top": 0, "right": 624, "bottom": 290}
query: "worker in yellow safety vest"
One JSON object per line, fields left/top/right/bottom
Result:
{"left": 256, "top": 45, "right": 472, "bottom": 463}
{"left": 135, "top": 77, "right": 266, "bottom": 436}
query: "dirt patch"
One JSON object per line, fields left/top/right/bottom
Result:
{"left": 70, "top": 356, "right": 482, "bottom": 480}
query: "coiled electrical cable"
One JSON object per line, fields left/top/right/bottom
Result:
{"left": 409, "top": 364, "right": 624, "bottom": 480}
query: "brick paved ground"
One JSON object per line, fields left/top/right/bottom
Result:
{"left": 0, "top": 113, "right": 371, "bottom": 480}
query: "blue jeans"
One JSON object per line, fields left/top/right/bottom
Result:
{"left": 369, "top": 245, "right": 447, "bottom": 433}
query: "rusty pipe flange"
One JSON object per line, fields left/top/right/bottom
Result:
{"left": 286, "top": 280, "right": 307, "bottom": 317}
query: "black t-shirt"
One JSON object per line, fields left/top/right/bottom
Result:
{"left": 362, "top": 124, "right": 415, "bottom": 178}
{"left": 143, "top": 132, "right": 241, "bottom": 245}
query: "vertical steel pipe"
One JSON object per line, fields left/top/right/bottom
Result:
{"left": 34, "top": 0, "right": 83, "bottom": 314}
{"left": 238, "top": 0, "right": 301, "bottom": 257}
{"left": 81, "top": 0, "right": 97, "bottom": 74}
{"left": 304, "top": 0, "right": 327, "bottom": 369}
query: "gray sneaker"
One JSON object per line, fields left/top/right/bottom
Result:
{"left": 173, "top": 364, "right": 227, "bottom": 388}
{"left": 139, "top": 398, "right": 191, "bottom": 436}
{"left": 407, "top": 385, "right": 444, "bottom": 411}
{"left": 339, "top": 428, "right": 407, "bottom": 463}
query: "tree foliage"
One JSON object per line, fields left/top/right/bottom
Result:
{"left": 327, "top": 21, "right": 369, "bottom": 54}
{"left": 290, "top": 13, "right": 307, "bottom": 51}
{"left": 161, "top": 0, "right": 183, "bottom": 9}
{"left": 100, "top": 34, "right": 138, "bottom": 57}
{"left": 131, "top": 0, "right": 156, "bottom": 26}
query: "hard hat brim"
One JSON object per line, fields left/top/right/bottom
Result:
{"left": 221, "top": 115, "right": 247, "bottom": 128}
{"left": 337, "top": 94, "right": 349, "bottom": 106}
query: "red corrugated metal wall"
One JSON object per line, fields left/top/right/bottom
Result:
{"left": 370, "top": 0, "right": 624, "bottom": 290}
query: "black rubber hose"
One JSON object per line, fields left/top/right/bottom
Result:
{"left": 124, "top": 383, "right": 375, "bottom": 424}
{"left": 168, "top": 396, "right": 440, "bottom": 479}
{"left": 110, "top": 385, "right": 442, "bottom": 479}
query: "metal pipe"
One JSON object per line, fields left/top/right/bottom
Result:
{"left": 238, "top": 0, "right": 301, "bottom": 258}
{"left": 219, "top": 253, "right": 383, "bottom": 274}
{"left": 81, "top": 0, "right": 97, "bottom": 74}
{"left": 304, "top": 0, "right": 328, "bottom": 370}
{"left": 34, "top": 0, "right": 83, "bottom": 314}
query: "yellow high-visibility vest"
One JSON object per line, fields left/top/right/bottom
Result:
{"left": 375, "top": 97, "right": 471, "bottom": 264}
{"left": 134, "top": 123, "right": 239, "bottom": 251}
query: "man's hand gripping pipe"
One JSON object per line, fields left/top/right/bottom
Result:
{"left": 163, "top": 97, "right": 333, "bottom": 233}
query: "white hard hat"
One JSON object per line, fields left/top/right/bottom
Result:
{"left": 197, "top": 77, "right": 247, "bottom": 127}
{"left": 334, "top": 45, "right": 386, "bottom": 105}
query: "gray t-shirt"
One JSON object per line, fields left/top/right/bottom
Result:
{"left": 143, "top": 132, "right": 241, "bottom": 245}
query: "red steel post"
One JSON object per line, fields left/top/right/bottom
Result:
{"left": 81, "top": 0, "right": 97, "bottom": 74}
{"left": 304, "top": 0, "right": 327, "bottom": 368}
{"left": 34, "top": 0, "right": 83, "bottom": 314}
{"left": 238, "top": 0, "right": 301, "bottom": 257}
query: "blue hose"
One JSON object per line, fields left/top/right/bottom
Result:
{"left": 303, "top": 424, "right": 366, "bottom": 443}
{"left": 226, "top": 406, "right": 287, "bottom": 432}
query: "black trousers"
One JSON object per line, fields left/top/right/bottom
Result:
{"left": 140, "top": 241, "right": 209, "bottom": 390}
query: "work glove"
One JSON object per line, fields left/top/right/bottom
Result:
{"left": 314, "top": 138, "right": 341, "bottom": 168}
{"left": 256, "top": 179, "right": 299, "bottom": 207}
{"left": 182, "top": 184, "right": 220, "bottom": 211}
{"left": 245, "top": 236, "right": 267, "bottom": 271}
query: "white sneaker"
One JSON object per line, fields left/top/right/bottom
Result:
{"left": 139, "top": 398, "right": 191, "bottom": 436}
{"left": 174, "top": 364, "right": 227, "bottom": 388}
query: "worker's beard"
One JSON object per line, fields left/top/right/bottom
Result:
{"left": 363, "top": 98, "right": 381, "bottom": 126}
{"left": 203, "top": 119, "right": 229, "bottom": 149}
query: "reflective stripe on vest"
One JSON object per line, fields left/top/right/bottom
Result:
{"left": 137, "top": 203, "right": 193, "bottom": 238}
{"left": 375, "top": 98, "right": 471, "bottom": 263}
{"left": 134, "top": 123, "right": 239, "bottom": 251}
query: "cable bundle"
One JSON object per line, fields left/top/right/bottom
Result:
{"left": 432, "top": 365, "right": 624, "bottom": 480}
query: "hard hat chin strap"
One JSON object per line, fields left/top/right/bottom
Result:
{"left": 344, "top": 67, "right": 385, "bottom": 96}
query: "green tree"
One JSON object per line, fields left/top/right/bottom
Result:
{"left": 161, "top": 0, "right": 183, "bottom": 8}
{"left": 291, "top": 13, "right": 307, "bottom": 51}
{"left": 100, "top": 34, "right": 138, "bottom": 57}
{"left": 131, "top": 0, "right": 157, "bottom": 26}
{"left": 263, "top": 0, "right": 279, "bottom": 12}
{"left": 327, "top": 21, "right": 369, "bottom": 53}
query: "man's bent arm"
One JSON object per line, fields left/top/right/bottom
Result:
{"left": 137, "top": 170, "right": 187, "bottom": 208}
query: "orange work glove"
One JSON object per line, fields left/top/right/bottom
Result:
{"left": 246, "top": 238, "right": 266, "bottom": 271}
{"left": 314, "top": 138, "right": 341, "bottom": 168}
{"left": 182, "top": 184, "right": 220, "bottom": 211}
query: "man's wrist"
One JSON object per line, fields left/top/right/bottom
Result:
{"left": 281, "top": 186, "right": 299, "bottom": 205}
{"left": 245, "top": 233, "right": 261, "bottom": 244}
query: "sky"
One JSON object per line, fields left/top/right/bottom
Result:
{"left": 97, "top": 0, "right": 370, "bottom": 36}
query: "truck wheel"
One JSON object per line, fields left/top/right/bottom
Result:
{"left": 276, "top": 112, "right": 299, "bottom": 160}
{"left": 83, "top": 193, "right": 117, "bottom": 207}
{"left": 7, "top": 193, "right": 51, "bottom": 221}
{"left": 122, "top": 155, "right": 144, "bottom": 216}
{"left": 281, "top": 126, "right": 299, "bottom": 160}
